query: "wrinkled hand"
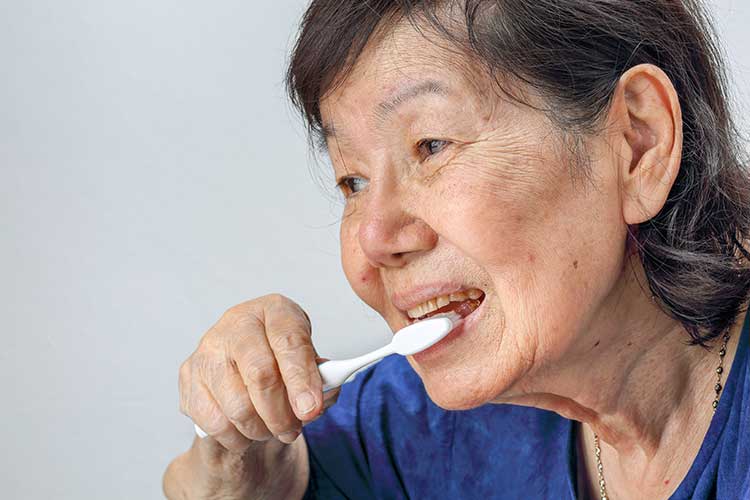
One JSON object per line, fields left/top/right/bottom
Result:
{"left": 179, "top": 294, "right": 339, "bottom": 451}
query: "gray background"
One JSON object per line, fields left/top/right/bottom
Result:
{"left": 1, "top": 1, "right": 748, "bottom": 499}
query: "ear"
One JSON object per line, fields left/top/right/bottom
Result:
{"left": 612, "top": 64, "right": 683, "bottom": 225}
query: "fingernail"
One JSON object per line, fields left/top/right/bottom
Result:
{"left": 278, "top": 431, "right": 299, "bottom": 444}
{"left": 295, "top": 391, "right": 316, "bottom": 415}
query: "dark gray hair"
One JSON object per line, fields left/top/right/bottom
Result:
{"left": 286, "top": 0, "right": 750, "bottom": 346}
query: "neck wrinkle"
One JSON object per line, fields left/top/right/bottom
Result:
{"left": 500, "top": 275, "right": 739, "bottom": 466}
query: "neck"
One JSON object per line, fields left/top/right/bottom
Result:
{"left": 496, "top": 258, "right": 746, "bottom": 497}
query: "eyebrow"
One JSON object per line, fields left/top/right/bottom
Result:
{"left": 320, "top": 79, "right": 450, "bottom": 140}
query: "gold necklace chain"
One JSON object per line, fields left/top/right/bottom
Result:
{"left": 592, "top": 331, "right": 731, "bottom": 500}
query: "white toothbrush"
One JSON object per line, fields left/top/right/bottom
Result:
{"left": 194, "top": 313, "right": 460, "bottom": 438}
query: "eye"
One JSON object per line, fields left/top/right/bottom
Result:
{"left": 417, "top": 139, "right": 449, "bottom": 159}
{"left": 336, "top": 176, "right": 369, "bottom": 198}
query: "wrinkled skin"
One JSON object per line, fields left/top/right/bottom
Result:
{"left": 324, "top": 23, "right": 631, "bottom": 411}
{"left": 320, "top": 21, "right": 747, "bottom": 499}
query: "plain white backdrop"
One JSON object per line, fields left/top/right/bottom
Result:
{"left": 1, "top": 1, "right": 749, "bottom": 498}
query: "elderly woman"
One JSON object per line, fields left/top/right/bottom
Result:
{"left": 164, "top": 1, "right": 750, "bottom": 499}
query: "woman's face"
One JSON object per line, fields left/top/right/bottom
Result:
{"left": 320, "top": 23, "right": 630, "bottom": 409}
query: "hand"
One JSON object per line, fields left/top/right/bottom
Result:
{"left": 179, "top": 293, "right": 337, "bottom": 452}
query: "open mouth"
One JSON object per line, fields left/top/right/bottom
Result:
{"left": 407, "top": 289, "right": 485, "bottom": 323}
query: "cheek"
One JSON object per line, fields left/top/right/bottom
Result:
{"left": 424, "top": 146, "right": 625, "bottom": 377}
{"left": 431, "top": 154, "right": 563, "bottom": 269}
{"left": 340, "top": 216, "right": 383, "bottom": 308}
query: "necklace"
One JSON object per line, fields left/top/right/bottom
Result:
{"left": 591, "top": 331, "right": 731, "bottom": 500}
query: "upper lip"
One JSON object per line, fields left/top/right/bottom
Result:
{"left": 390, "top": 282, "right": 484, "bottom": 312}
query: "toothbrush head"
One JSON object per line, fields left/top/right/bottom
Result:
{"left": 390, "top": 313, "right": 461, "bottom": 355}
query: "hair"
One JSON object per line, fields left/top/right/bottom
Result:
{"left": 286, "top": 0, "right": 750, "bottom": 346}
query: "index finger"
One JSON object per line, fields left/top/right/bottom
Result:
{"left": 264, "top": 297, "right": 324, "bottom": 421}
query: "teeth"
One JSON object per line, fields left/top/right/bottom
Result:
{"left": 406, "top": 288, "right": 484, "bottom": 319}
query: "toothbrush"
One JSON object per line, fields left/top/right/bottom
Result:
{"left": 194, "top": 313, "right": 461, "bottom": 438}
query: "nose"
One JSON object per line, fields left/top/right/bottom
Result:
{"left": 358, "top": 191, "right": 438, "bottom": 268}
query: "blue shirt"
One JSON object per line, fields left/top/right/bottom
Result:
{"left": 302, "top": 310, "right": 749, "bottom": 499}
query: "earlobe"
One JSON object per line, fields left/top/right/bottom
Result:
{"left": 617, "top": 64, "right": 683, "bottom": 225}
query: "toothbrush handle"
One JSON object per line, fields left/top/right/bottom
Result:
{"left": 319, "top": 345, "right": 393, "bottom": 392}
{"left": 318, "top": 359, "right": 365, "bottom": 392}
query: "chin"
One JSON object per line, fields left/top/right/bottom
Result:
{"left": 423, "top": 379, "right": 501, "bottom": 410}
{"left": 411, "top": 359, "right": 510, "bottom": 411}
{"left": 405, "top": 301, "right": 519, "bottom": 410}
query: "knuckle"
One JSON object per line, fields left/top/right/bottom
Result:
{"left": 267, "top": 415, "right": 301, "bottom": 436}
{"left": 282, "top": 369, "right": 310, "bottom": 391}
{"left": 269, "top": 329, "right": 310, "bottom": 355}
{"left": 265, "top": 294, "right": 307, "bottom": 322}
{"left": 191, "top": 352, "right": 215, "bottom": 380}
{"left": 224, "top": 397, "right": 255, "bottom": 425}
{"left": 220, "top": 306, "right": 240, "bottom": 326}
{"left": 207, "top": 416, "right": 233, "bottom": 437}
{"left": 264, "top": 293, "right": 288, "bottom": 307}
{"left": 233, "top": 338, "right": 266, "bottom": 371}
{"left": 245, "top": 361, "right": 281, "bottom": 391}
{"left": 264, "top": 421, "right": 291, "bottom": 436}
{"left": 246, "top": 426, "right": 273, "bottom": 442}
{"left": 249, "top": 433, "right": 273, "bottom": 442}
{"left": 223, "top": 304, "right": 245, "bottom": 319}
{"left": 197, "top": 408, "right": 232, "bottom": 436}
{"left": 223, "top": 301, "right": 249, "bottom": 318}
{"left": 191, "top": 357, "right": 233, "bottom": 400}
{"left": 222, "top": 306, "right": 261, "bottom": 332}
{"left": 237, "top": 417, "right": 272, "bottom": 441}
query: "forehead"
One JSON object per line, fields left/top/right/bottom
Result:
{"left": 319, "top": 20, "right": 489, "bottom": 127}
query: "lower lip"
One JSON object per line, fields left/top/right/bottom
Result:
{"left": 410, "top": 298, "right": 487, "bottom": 364}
